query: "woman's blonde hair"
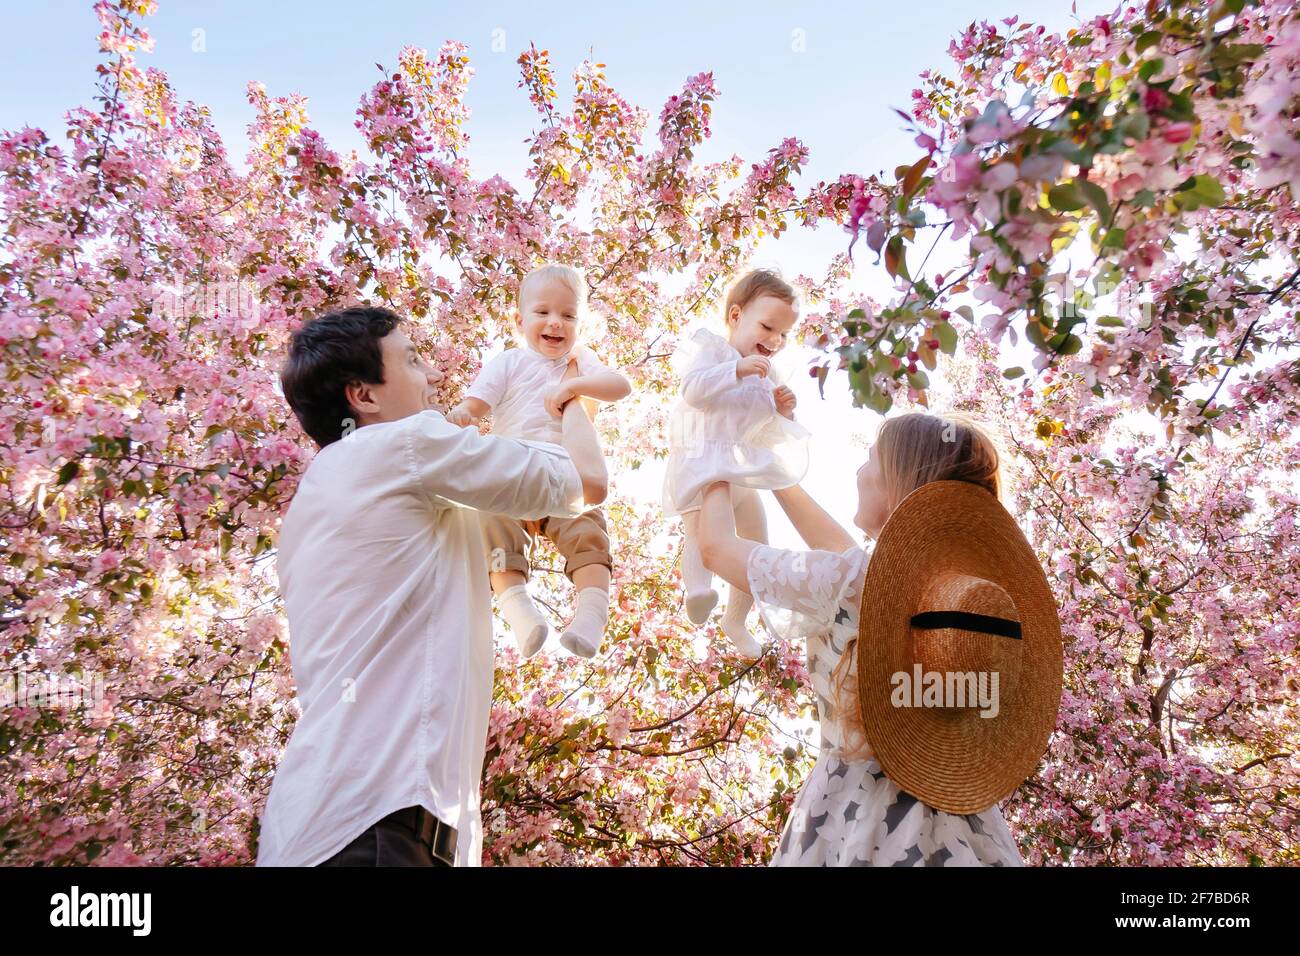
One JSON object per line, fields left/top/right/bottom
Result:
{"left": 830, "top": 411, "right": 1007, "bottom": 763}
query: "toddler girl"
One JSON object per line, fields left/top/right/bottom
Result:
{"left": 662, "top": 269, "right": 809, "bottom": 657}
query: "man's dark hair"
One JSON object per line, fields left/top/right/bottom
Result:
{"left": 281, "top": 306, "right": 402, "bottom": 447}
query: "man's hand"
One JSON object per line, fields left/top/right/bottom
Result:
{"left": 737, "top": 355, "right": 771, "bottom": 380}
{"left": 774, "top": 385, "right": 797, "bottom": 420}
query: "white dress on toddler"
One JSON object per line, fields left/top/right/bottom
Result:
{"left": 662, "top": 326, "right": 810, "bottom": 518}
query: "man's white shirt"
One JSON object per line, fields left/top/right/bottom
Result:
{"left": 255, "top": 410, "right": 586, "bottom": 866}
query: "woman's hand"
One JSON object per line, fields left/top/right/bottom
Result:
{"left": 736, "top": 355, "right": 771, "bottom": 379}
{"left": 773, "top": 385, "right": 797, "bottom": 420}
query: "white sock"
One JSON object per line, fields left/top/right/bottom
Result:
{"left": 682, "top": 534, "right": 718, "bottom": 625}
{"left": 560, "top": 587, "right": 609, "bottom": 659}
{"left": 498, "top": 583, "right": 548, "bottom": 658}
{"left": 721, "top": 584, "right": 762, "bottom": 658}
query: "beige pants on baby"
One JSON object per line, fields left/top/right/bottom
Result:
{"left": 479, "top": 508, "right": 612, "bottom": 582}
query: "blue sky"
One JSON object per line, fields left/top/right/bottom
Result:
{"left": 2, "top": 1, "right": 1114, "bottom": 185}
{"left": 1, "top": 0, "right": 1116, "bottom": 580}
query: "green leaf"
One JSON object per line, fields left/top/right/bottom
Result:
{"left": 1178, "top": 174, "right": 1226, "bottom": 209}
{"left": 1136, "top": 30, "right": 1162, "bottom": 53}
{"left": 1077, "top": 179, "right": 1112, "bottom": 225}
{"left": 864, "top": 389, "right": 892, "bottom": 414}
{"left": 1002, "top": 366, "right": 1025, "bottom": 379}
{"left": 1119, "top": 110, "right": 1151, "bottom": 143}
{"left": 1100, "top": 227, "right": 1127, "bottom": 250}
{"left": 934, "top": 320, "right": 958, "bottom": 355}
{"left": 1048, "top": 182, "right": 1085, "bottom": 212}
{"left": 1138, "top": 58, "right": 1164, "bottom": 82}
{"left": 1052, "top": 333, "right": 1084, "bottom": 356}
{"left": 1026, "top": 319, "right": 1047, "bottom": 350}
{"left": 56, "top": 461, "right": 79, "bottom": 485}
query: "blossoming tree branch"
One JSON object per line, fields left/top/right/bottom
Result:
{"left": 1, "top": 0, "right": 1296, "bottom": 864}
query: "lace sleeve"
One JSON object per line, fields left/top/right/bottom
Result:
{"left": 746, "top": 544, "right": 869, "bottom": 644}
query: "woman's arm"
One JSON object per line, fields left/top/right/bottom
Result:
{"left": 771, "top": 483, "right": 856, "bottom": 553}
{"left": 695, "top": 481, "right": 760, "bottom": 596}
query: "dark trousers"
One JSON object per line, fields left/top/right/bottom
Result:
{"left": 316, "top": 806, "right": 453, "bottom": 867}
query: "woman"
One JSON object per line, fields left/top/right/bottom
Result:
{"left": 696, "top": 411, "right": 1025, "bottom": 866}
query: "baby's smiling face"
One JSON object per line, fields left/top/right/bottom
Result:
{"left": 517, "top": 275, "right": 581, "bottom": 359}
{"left": 726, "top": 294, "right": 796, "bottom": 359}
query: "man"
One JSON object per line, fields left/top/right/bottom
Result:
{"left": 255, "top": 305, "right": 608, "bottom": 866}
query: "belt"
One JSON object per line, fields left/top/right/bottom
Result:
{"left": 388, "top": 805, "right": 457, "bottom": 866}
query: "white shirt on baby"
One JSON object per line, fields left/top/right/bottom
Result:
{"left": 255, "top": 410, "right": 586, "bottom": 867}
{"left": 465, "top": 343, "right": 618, "bottom": 444}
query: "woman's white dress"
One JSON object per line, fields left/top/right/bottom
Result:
{"left": 747, "top": 542, "right": 1026, "bottom": 866}
{"left": 662, "top": 327, "right": 810, "bottom": 517}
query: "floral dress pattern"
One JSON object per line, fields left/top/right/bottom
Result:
{"left": 747, "top": 542, "right": 1026, "bottom": 866}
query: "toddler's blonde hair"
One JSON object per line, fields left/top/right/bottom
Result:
{"left": 721, "top": 268, "right": 799, "bottom": 327}
{"left": 515, "top": 262, "right": 601, "bottom": 348}
{"left": 520, "top": 262, "right": 587, "bottom": 305}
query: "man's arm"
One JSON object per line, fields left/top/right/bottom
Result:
{"left": 406, "top": 412, "right": 595, "bottom": 519}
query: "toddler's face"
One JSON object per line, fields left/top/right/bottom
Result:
{"left": 727, "top": 295, "right": 796, "bottom": 359}
{"left": 518, "top": 276, "right": 581, "bottom": 360}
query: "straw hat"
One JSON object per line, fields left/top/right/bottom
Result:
{"left": 856, "top": 480, "right": 1062, "bottom": 814}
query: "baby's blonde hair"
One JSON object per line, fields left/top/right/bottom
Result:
{"left": 831, "top": 411, "right": 1008, "bottom": 763}
{"left": 515, "top": 262, "right": 600, "bottom": 346}
{"left": 520, "top": 262, "right": 588, "bottom": 306}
